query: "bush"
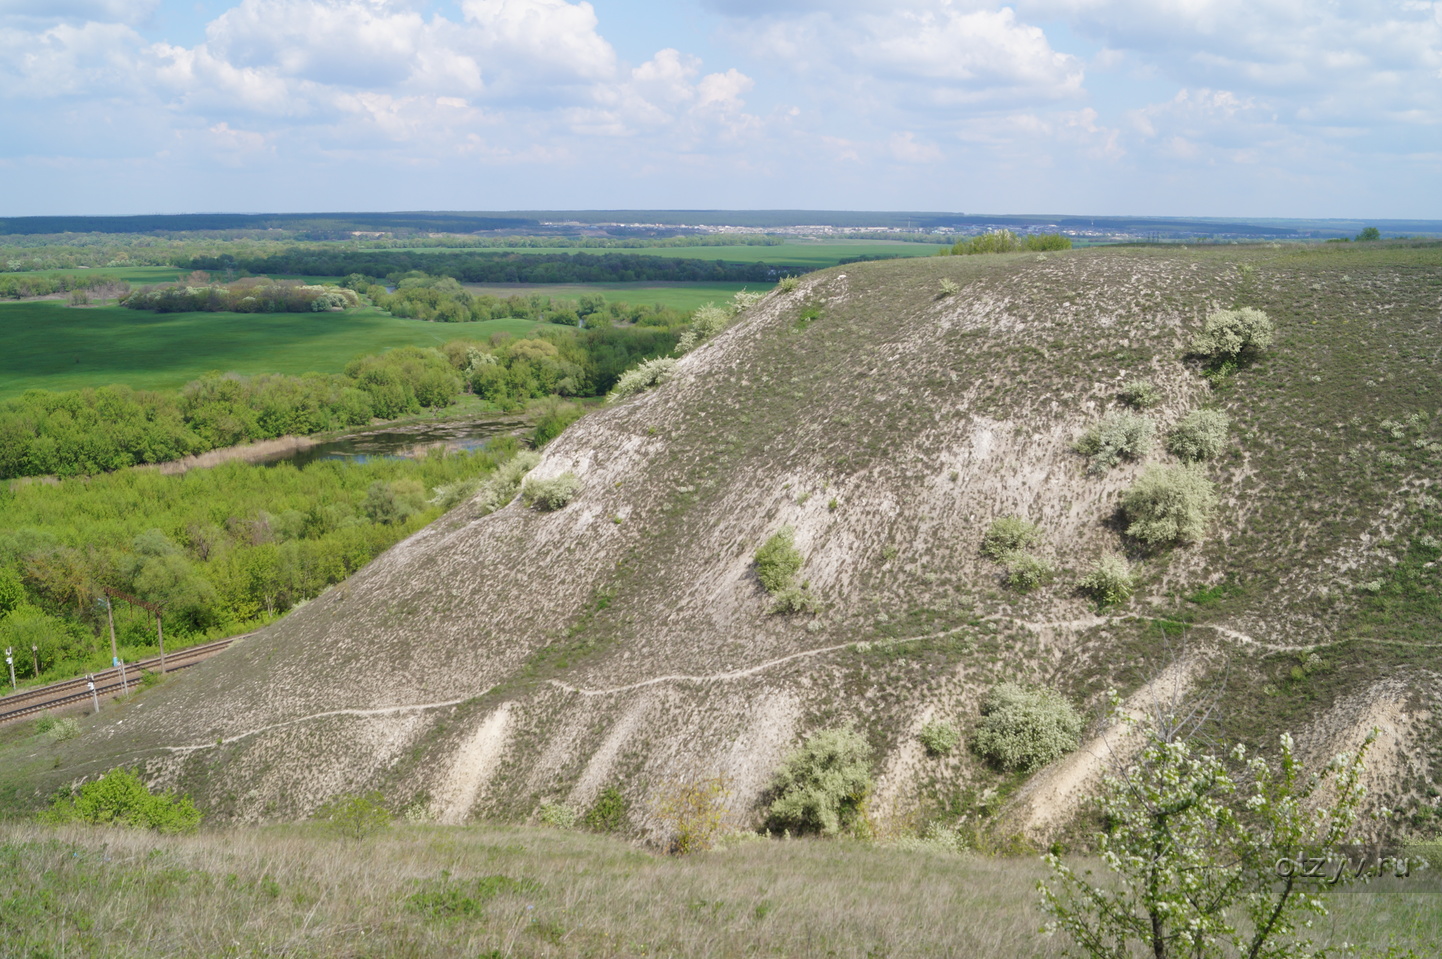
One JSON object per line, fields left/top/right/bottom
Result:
{"left": 755, "top": 526, "right": 804, "bottom": 593}
{"left": 34, "top": 715, "right": 80, "bottom": 742}
{"left": 475, "top": 451, "right": 541, "bottom": 514}
{"left": 937, "top": 278, "right": 960, "bottom": 297}
{"left": 537, "top": 800, "right": 578, "bottom": 828}
{"left": 766, "top": 726, "right": 873, "bottom": 836}
{"left": 675, "top": 303, "right": 731, "bottom": 355}
{"left": 607, "top": 356, "right": 677, "bottom": 403}
{"left": 1000, "top": 550, "right": 1054, "bottom": 593}
{"left": 1118, "top": 378, "right": 1161, "bottom": 409}
{"left": 1166, "top": 409, "right": 1230, "bottom": 462}
{"left": 42, "top": 768, "right": 201, "bottom": 834}
{"left": 980, "top": 516, "right": 1041, "bottom": 560}
{"left": 1024, "top": 233, "right": 1072, "bottom": 252}
{"left": 654, "top": 776, "right": 731, "bottom": 855}
{"left": 1121, "top": 464, "right": 1218, "bottom": 547}
{"left": 1074, "top": 411, "right": 1156, "bottom": 474}
{"left": 777, "top": 275, "right": 801, "bottom": 293}
{"left": 583, "top": 786, "right": 628, "bottom": 832}
{"left": 521, "top": 472, "right": 581, "bottom": 511}
{"left": 918, "top": 719, "right": 961, "bottom": 757}
{"left": 972, "top": 683, "right": 1083, "bottom": 772}
{"left": 1077, "top": 554, "right": 1135, "bottom": 607}
{"left": 769, "top": 584, "right": 818, "bottom": 615}
{"left": 315, "top": 791, "right": 391, "bottom": 840}
{"left": 1189, "top": 307, "right": 1274, "bottom": 364}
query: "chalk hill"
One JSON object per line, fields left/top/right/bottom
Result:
{"left": 23, "top": 244, "right": 1442, "bottom": 841}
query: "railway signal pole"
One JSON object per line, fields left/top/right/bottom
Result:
{"left": 30, "top": 644, "right": 38, "bottom": 679}
{"left": 102, "top": 588, "right": 165, "bottom": 675}
{"left": 87, "top": 677, "right": 98, "bottom": 714}
{"left": 4, "top": 648, "right": 12, "bottom": 689}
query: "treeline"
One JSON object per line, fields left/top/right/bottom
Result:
{"left": 185, "top": 249, "right": 783, "bottom": 283}
{"left": 356, "top": 234, "right": 782, "bottom": 250}
{"left": 0, "top": 348, "right": 460, "bottom": 479}
{"left": 357, "top": 272, "right": 688, "bottom": 327}
{"left": 122, "top": 275, "right": 360, "bottom": 313}
{"left": 0, "top": 445, "right": 519, "bottom": 684}
{"left": 0, "top": 271, "right": 131, "bottom": 300}
{"left": 0, "top": 324, "right": 683, "bottom": 479}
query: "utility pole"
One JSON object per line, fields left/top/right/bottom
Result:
{"left": 105, "top": 597, "right": 128, "bottom": 694}
{"left": 103, "top": 588, "right": 164, "bottom": 676}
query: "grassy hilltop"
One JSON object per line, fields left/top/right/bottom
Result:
{"left": 4, "top": 242, "right": 1439, "bottom": 854}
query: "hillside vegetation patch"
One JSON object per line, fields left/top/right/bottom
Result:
{"left": 766, "top": 726, "right": 873, "bottom": 836}
{"left": 1189, "top": 306, "right": 1274, "bottom": 368}
{"left": 42, "top": 768, "right": 200, "bottom": 834}
{"left": 972, "top": 684, "right": 1083, "bottom": 773}
{"left": 754, "top": 525, "right": 816, "bottom": 613}
{"left": 1166, "top": 409, "right": 1230, "bottom": 462}
{"left": 1074, "top": 411, "right": 1156, "bottom": 474}
{"left": 1121, "top": 464, "right": 1219, "bottom": 547}
{"left": 521, "top": 472, "right": 581, "bottom": 512}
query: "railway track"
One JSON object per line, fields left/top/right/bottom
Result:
{"left": 0, "top": 635, "right": 243, "bottom": 726}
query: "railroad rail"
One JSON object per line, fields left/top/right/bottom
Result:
{"left": 0, "top": 635, "right": 243, "bottom": 726}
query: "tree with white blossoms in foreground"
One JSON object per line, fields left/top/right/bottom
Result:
{"left": 1039, "top": 692, "right": 1377, "bottom": 959}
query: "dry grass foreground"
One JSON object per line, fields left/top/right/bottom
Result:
{"left": 3, "top": 821, "right": 1438, "bottom": 959}
{"left": 5, "top": 242, "right": 1440, "bottom": 849}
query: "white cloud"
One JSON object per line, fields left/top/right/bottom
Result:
{"left": 889, "top": 131, "right": 942, "bottom": 163}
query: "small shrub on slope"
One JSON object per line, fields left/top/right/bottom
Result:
{"left": 1074, "top": 411, "right": 1156, "bottom": 474}
{"left": 583, "top": 786, "right": 628, "bottom": 832}
{"left": 537, "top": 800, "right": 578, "bottom": 828}
{"left": 972, "top": 684, "right": 1083, "bottom": 773}
{"left": 980, "top": 516, "right": 1041, "bottom": 560}
{"left": 1167, "top": 409, "right": 1230, "bottom": 462}
{"left": 755, "top": 525, "right": 806, "bottom": 602}
{"left": 918, "top": 719, "right": 961, "bottom": 757}
{"left": 606, "top": 356, "right": 677, "bottom": 403}
{"left": 1121, "top": 464, "right": 1218, "bottom": 547}
{"left": 1118, "top": 378, "right": 1161, "bottom": 409}
{"left": 1077, "top": 555, "right": 1135, "bottom": 608}
{"left": 475, "top": 451, "right": 540, "bottom": 514}
{"left": 1189, "top": 307, "right": 1274, "bottom": 364}
{"left": 1000, "top": 551, "right": 1054, "bottom": 593}
{"left": 43, "top": 767, "right": 201, "bottom": 834}
{"left": 767, "top": 726, "right": 873, "bottom": 836}
{"left": 675, "top": 303, "right": 731, "bottom": 355}
{"left": 521, "top": 472, "right": 581, "bottom": 511}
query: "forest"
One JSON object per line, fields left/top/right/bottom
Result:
{"left": 0, "top": 442, "right": 523, "bottom": 684}
{"left": 184, "top": 249, "right": 784, "bottom": 283}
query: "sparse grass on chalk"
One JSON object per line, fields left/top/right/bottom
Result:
{"left": 0, "top": 822, "right": 1435, "bottom": 958}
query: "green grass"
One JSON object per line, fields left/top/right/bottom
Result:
{"left": 0, "top": 301, "right": 539, "bottom": 398}
{"left": 0, "top": 822, "right": 1432, "bottom": 958}
{"left": 16, "top": 265, "right": 189, "bottom": 286}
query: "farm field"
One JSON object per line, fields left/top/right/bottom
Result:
{"left": 0, "top": 301, "right": 538, "bottom": 399}
{"left": 16, "top": 264, "right": 188, "bottom": 286}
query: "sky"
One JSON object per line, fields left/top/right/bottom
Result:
{"left": 0, "top": 0, "right": 1439, "bottom": 219}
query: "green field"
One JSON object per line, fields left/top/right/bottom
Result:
{"left": 22, "top": 265, "right": 189, "bottom": 286}
{"left": 0, "top": 301, "right": 538, "bottom": 399}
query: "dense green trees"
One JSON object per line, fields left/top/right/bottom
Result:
{"left": 122, "top": 276, "right": 360, "bottom": 313}
{"left": 186, "top": 249, "right": 783, "bottom": 284}
{"left": 0, "top": 445, "right": 519, "bottom": 684}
